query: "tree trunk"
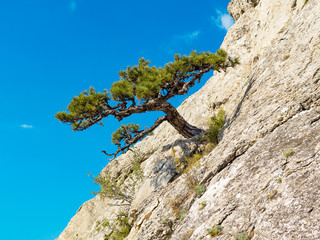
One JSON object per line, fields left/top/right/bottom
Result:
{"left": 160, "top": 102, "right": 205, "bottom": 138}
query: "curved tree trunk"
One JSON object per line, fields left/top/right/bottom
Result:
{"left": 160, "top": 102, "right": 205, "bottom": 138}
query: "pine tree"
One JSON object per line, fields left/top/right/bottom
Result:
{"left": 56, "top": 49, "right": 238, "bottom": 159}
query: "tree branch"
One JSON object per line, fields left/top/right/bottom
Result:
{"left": 102, "top": 116, "right": 167, "bottom": 160}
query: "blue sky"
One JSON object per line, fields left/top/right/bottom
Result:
{"left": 0, "top": 1, "right": 233, "bottom": 239}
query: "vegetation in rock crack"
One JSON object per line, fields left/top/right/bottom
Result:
{"left": 284, "top": 149, "right": 294, "bottom": 158}
{"left": 160, "top": 217, "right": 171, "bottom": 226}
{"left": 205, "top": 109, "right": 225, "bottom": 144}
{"left": 181, "top": 230, "right": 195, "bottom": 240}
{"left": 168, "top": 196, "right": 184, "bottom": 219}
{"left": 179, "top": 209, "right": 188, "bottom": 220}
{"left": 173, "top": 110, "right": 225, "bottom": 190}
{"left": 282, "top": 54, "right": 290, "bottom": 61}
{"left": 95, "top": 211, "right": 131, "bottom": 240}
{"left": 206, "top": 224, "right": 223, "bottom": 237}
{"left": 303, "top": 0, "right": 309, "bottom": 7}
{"left": 56, "top": 50, "right": 238, "bottom": 158}
{"left": 193, "top": 184, "right": 206, "bottom": 197}
{"left": 173, "top": 150, "right": 202, "bottom": 175}
{"left": 198, "top": 201, "right": 207, "bottom": 210}
{"left": 173, "top": 150, "right": 201, "bottom": 189}
{"left": 168, "top": 194, "right": 191, "bottom": 220}
{"left": 92, "top": 152, "right": 144, "bottom": 204}
{"left": 234, "top": 231, "right": 250, "bottom": 240}
{"left": 267, "top": 189, "right": 278, "bottom": 200}
{"left": 277, "top": 177, "right": 282, "bottom": 183}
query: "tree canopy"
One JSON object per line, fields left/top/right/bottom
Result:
{"left": 56, "top": 49, "right": 238, "bottom": 159}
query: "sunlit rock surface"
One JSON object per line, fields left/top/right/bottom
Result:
{"left": 57, "top": 0, "right": 320, "bottom": 239}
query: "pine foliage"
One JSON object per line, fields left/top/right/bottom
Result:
{"left": 111, "top": 123, "right": 141, "bottom": 145}
{"left": 56, "top": 49, "right": 238, "bottom": 158}
{"left": 111, "top": 50, "right": 238, "bottom": 101}
{"left": 55, "top": 87, "right": 109, "bottom": 130}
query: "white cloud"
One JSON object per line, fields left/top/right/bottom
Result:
{"left": 211, "top": 10, "right": 234, "bottom": 31}
{"left": 70, "top": 1, "right": 77, "bottom": 12}
{"left": 161, "top": 30, "right": 200, "bottom": 53}
{"left": 21, "top": 124, "right": 33, "bottom": 129}
{"left": 174, "top": 31, "right": 200, "bottom": 44}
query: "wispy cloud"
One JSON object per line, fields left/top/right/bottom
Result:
{"left": 161, "top": 30, "right": 201, "bottom": 53}
{"left": 70, "top": 1, "right": 77, "bottom": 12}
{"left": 21, "top": 124, "right": 33, "bottom": 129}
{"left": 172, "top": 31, "right": 200, "bottom": 45}
{"left": 211, "top": 10, "right": 234, "bottom": 31}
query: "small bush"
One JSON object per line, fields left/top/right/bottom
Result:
{"left": 92, "top": 152, "right": 144, "bottom": 204}
{"left": 168, "top": 195, "right": 185, "bottom": 219}
{"left": 234, "top": 231, "right": 250, "bottom": 240}
{"left": 172, "top": 110, "right": 225, "bottom": 192}
{"left": 267, "top": 189, "right": 278, "bottom": 200}
{"left": 174, "top": 153, "right": 202, "bottom": 175}
{"left": 114, "top": 214, "right": 131, "bottom": 239}
{"left": 185, "top": 170, "right": 200, "bottom": 189}
{"left": 131, "top": 152, "right": 144, "bottom": 180}
{"left": 282, "top": 55, "right": 290, "bottom": 61}
{"left": 102, "top": 219, "right": 110, "bottom": 228}
{"left": 173, "top": 150, "right": 203, "bottom": 189}
{"left": 179, "top": 209, "right": 188, "bottom": 220}
{"left": 207, "top": 225, "right": 223, "bottom": 237}
{"left": 203, "top": 142, "right": 216, "bottom": 155}
{"left": 104, "top": 211, "right": 132, "bottom": 240}
{"left": 198, "top": 201, "right": 207, "bottom": 210}
{"left": 196, "top": 134, "right": 207, "bottom": 143}
{"left": 95, "top": 211, "right": 131, "bottom": 240}
{"left": 160, "top": 217, "right": 170, "bottom": 225}
{"left": 93, "top": 173, "right": 133, "bottom": 203}
{"left": 284, "top": 149, "right": 294, "bottom": 158}
{"left": 206, "top": 109, "right": 225, "bottom": 144}
{"left": 181, "top": 230, "right": 195, "bottom": 240}
{"left": 194, "top": 184, "right": 206, "bottom": 197}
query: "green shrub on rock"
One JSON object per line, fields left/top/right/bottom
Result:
{"left": 234, "top": 231, "right": 250, "bottom": 240}
{"left": 207, "top": 225, "right": 223, "bottom": 237}
{"left": 206, "top": 109, "right": 225, "bottom": 144}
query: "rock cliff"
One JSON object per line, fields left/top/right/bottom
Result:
{"left": 57, "top": 0, "right": 320, "bottom": 239}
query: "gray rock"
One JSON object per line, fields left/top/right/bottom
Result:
{"left": 228, "top": 0, "right": 260, "bottom": 21}
{"left": 57, "top": 0, "right": 320, "bottom": 239}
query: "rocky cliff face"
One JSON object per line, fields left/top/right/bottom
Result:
{"left": 57, "top": 0, "right": 320, "bottom": 239}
